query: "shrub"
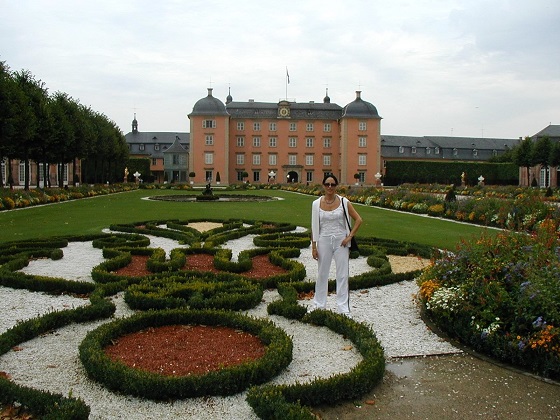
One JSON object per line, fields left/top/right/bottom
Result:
{"left": 417, "top": 220, "right": 560, "bottom": 379}
{"left": 79, "top": 309, "right": 293, "bottom": 400}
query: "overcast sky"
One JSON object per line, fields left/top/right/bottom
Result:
{"left": 1, "top": 0, "right": 559, "bottom": 139}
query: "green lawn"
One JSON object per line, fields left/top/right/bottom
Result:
{"left": 0, "top": 189, "right": 491, "bottom": 249}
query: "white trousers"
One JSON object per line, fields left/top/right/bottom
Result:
{"left": 313, "top": 234, "right": 350, "bottom": 314}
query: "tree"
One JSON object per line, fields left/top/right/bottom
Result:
{"left": 13, "top": 70, "right": 49, "bottom": 190}
{"left": 549, "top": 140, "right": 560, "bottom": 170}
{"left": 512, "top": 137, "right": 534, "bottom": 187}
{"left": 0, "top": 61, "right": 22, "bottom": 187}
{"left": 532, "top": 136, "right": 552, "bottom": 187}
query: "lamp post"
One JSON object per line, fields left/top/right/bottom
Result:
{"left": 375, "top": 172, "right": 382, "bottom": 187}
{"left": 268, "top": 171, "right": 276, "bottom": 184}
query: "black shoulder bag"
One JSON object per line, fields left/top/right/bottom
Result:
{"left": 342, "top": 197, "right": 359, "bottom": 253}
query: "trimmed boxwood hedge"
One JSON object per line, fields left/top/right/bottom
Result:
{"left": 79, "top": 309, "right": 293, "bottom": 399}
{"left": 0, "top": 218, "right": 433, "bottom": 418}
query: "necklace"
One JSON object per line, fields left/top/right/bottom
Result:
{"left": 324, "top": 196, "right": 336, "bottom": 205}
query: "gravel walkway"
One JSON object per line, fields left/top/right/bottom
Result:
{"left": 0, "top": 227, "right": 460, "bottom": 419}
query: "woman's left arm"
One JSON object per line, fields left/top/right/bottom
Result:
{"left": 341, "top": 201, "right": 362, "bottom": 247}
{"left": 347, "top": 202, "right": 362, "bottom": 236}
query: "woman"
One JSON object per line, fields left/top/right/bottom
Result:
{"left": 311, "top": 174, "right": 362, "bottom": 317}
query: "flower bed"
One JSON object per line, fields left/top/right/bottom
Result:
{"left": 416, "top": 219, "right": 560, "bottom": 379}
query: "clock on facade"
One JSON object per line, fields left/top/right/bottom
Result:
{"left": 279, "top": 107, "right": 290, "bottom": 117}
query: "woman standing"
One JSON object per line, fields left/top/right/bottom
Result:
{"left": 311, "top": 174, "right": 362, "bottom": 317}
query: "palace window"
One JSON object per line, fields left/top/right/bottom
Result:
{"left": 205, "top": 135, "right": 214, "bottom": 146}
{"left": 306, "top": 137, "right": 314, "bottom": 148}
{"left": 288, "top": 154, "right": 297, "bottom": 165}
{"left": 269, "top": 122, "right": 277, "bottom": 131}
{"left": 306, "top": 171, "right": 313, "bottom": 183}
{"left": 289, "top": 122, "right": 297, "bottom": 131}
{"left": 289, "top": 137, "right": 297, "bottom": 148}
{"left": 236, "top": 153, "right": 244, "bottom": 165}
{"left": 203, "top": 120, "right": 216, "bottom": 129}
{"left": 237, "top": 121, "right": 245, "bottom": 131}
{"left": 359, "top": 121, "right": 367, "bottom": 131}
{"left": 306, "top": 122, "right": 314, "bottom": 132}
{"left": 269, "top": 137, "right": 277, "bottom": 147}
{"left": 305, "top": 154, "right": 314, "bottom": 166}
{"left": 253, "top": 137, "right": 261, "bottom": 147}
{"left": 252, "top": 154, "right": 261, "bottom": 165}
{"left": 323, "top": 155, "right": 331, "bottom": 166}
{"left": 358, "top": 137, "right": 367, "bottom": 147}
{"left": 253, "top": 122, "right": 261, "bottom": 131}
{"left": 323, "top": 123, "right": 331, "bottom": 132}
{"left": 236, "top": 137, "right": 245, "bottom": 147}
{"left": 323, "top": 137, "right": 331, "bottom": 148}
{"left": 269, "top": 154, "right": 277, "bottom": 165}
{"left": 205, "top": 152, "right": 214, "bottom": 165}
{"left": 358, "top": 154, "right": 367, "bottom": 165}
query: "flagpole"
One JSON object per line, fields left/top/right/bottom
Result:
{"left": 285, "top": 67, "right": 288, "bottom": 100}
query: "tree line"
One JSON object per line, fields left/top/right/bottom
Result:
{"left": 0, "top": 60, "right": 128, "bottom": 189}
{"left": 498, "top": 136, "right": 560, "bottom": 187}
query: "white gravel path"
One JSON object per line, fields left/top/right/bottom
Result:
{"left": 1, "top": 227, "right": 460, "bottom": 419}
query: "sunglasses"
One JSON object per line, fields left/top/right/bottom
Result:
{"left": 323, "top": 183, "right": 337, "bottom": 187}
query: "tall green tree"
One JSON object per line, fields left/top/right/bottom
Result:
{"left": 549, "top": 140, "right": 560, "bottom": 169}
{"left": 512, "top": 137, "right": 534, "bottom": 187}
{"left": 532, "top": 136, "right": 552, "bottom": 187}
{"left": 13, "top": 70, "right": 49, "bottom": 190}
{"left": 0, "top": 61, "right": 20, "bottom": 187}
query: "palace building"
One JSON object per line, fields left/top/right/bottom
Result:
{"left": 124, "top": 87, "right": 522, "bottom": 187}
{"left": 187, "top": 88, "right": 382, "bottom": 185}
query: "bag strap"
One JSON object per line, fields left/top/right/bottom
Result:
{"left": 341, "top": 197, "right": 352, "bottom": 232}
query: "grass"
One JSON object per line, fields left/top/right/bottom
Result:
{"left": 0, "top": 189, "right": 492, "bottom": 249}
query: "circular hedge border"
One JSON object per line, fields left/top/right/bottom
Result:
{"left": 79, "top": 309, "right": 293, "bottom": 400}
{"left": 148, "top": 194, "right": 276, "bottom": 202}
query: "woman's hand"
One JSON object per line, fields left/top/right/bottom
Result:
{"left": 312, "top": 247, "right": 319, "bottom": 260}
{"left": 341, "top": 236, "right": 352, "bottom": 248}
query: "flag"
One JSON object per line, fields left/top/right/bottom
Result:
{"left": 286, "top": 68, "right": 290, "bottom": 84}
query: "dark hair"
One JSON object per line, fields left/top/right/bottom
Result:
{"left": 322, "top": 173, "right": 338, "bottom": 185}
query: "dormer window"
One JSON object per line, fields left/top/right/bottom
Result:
{"left": 411, "top": 146, "right": 417, "bottom": 154}
{"left": 399, "top": 146, "right": 404, "bottom": 154}
{"left": 139, "top": 144, "right": 145, "bottom": 151}
{"left": 154, "top": 144, "right": 160, "bottom": 151}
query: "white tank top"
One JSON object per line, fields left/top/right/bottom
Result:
{"left": 319, "top": 202, "right": 346, "bottom": 237}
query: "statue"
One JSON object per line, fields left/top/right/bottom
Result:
{"left": 202, "top": 182, "right": 213, "bottom": 196}
{"left": 124, "top": 167, "right": 129, "bottom": 183}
